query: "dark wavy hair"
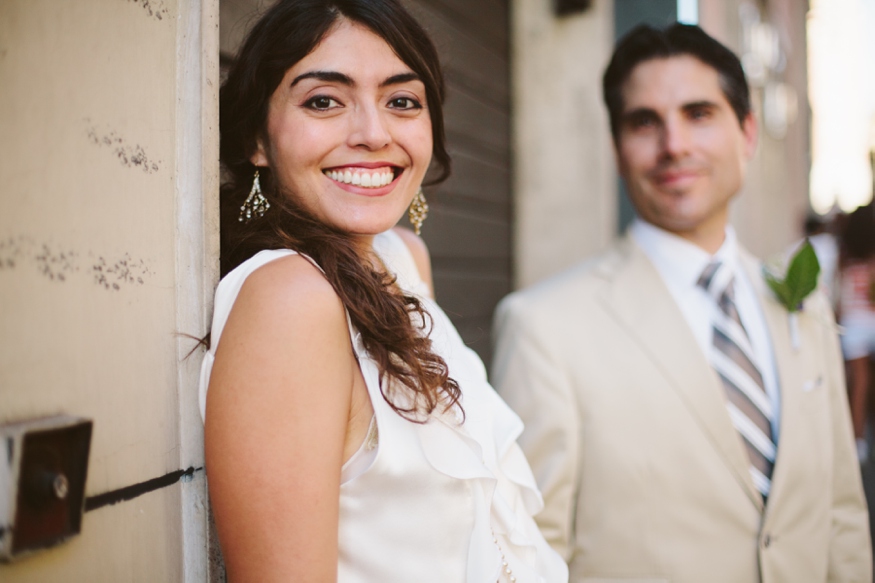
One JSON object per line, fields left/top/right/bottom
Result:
{"left": 219, "top": 0, "right": 459, "bottom": 420}
{"left": 603, "top": 23, "right": 752, "bottom": 140}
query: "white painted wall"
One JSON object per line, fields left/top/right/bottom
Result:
{"left": 511, "top": 0, "right": 617, "bottom": 288}
{"left": 0, "top": 0, "right": 218, "bottom": 580}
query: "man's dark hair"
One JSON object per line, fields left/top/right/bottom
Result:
{"left": 843, "top": 203, "right": 875, "bottom": 261}
{"left": 602, "top": 23, "right": 751, "bottom": 140}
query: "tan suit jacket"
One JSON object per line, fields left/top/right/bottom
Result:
{"left": 492, "top": 234, "right": 871, "bottom": 583}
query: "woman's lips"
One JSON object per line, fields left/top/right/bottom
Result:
{"left": 323, "top": 165, "right": 399, "bottom": 189}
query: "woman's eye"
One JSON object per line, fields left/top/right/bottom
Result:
{"left": 388, "top": 97, "right": 422, "bottom": 110}
{"left": 305, "top": 96, "right": 341, "bottom": 111}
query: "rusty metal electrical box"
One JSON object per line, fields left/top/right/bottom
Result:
{"left": 0, "top": 415, "right": 93, "bottom": 561}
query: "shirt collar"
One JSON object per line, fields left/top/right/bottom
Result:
{"left": 630, "top": 218, "right": 739, "bottom": 289}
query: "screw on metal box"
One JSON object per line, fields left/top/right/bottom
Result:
{"left": 0, "top": 416, "right": 92, "bottom": 562}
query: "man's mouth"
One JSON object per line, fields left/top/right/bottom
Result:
{"left": 324, "top": 166, "right": 400, "bottom": 189}
{"left": 651, "top": 166, "right": 703, "bottom": 188}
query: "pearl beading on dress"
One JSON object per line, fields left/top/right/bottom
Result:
{"left": 492, "top": 529, "right": 517, "bottom": 583}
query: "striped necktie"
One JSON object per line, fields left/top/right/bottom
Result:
{"left": 698, "top": 261, "right": 776, "bottom": 499}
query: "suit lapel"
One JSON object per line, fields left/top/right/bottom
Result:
{"left": 738, "top": 250, "right": 805, "bottom": 507}
{"left": 597, "top": 236, "right": 763, "bottom": 511}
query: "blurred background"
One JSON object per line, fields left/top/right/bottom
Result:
{"left": 1, "top": 0, "right": 874, "bottom": 580}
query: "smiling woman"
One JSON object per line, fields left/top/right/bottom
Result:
{"left": 200, "top": 1, "right": 567, "bottom": 582}
{"left": 247, "top": 21, "right": 434, "bottom": 239}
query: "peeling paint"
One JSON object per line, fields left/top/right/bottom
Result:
{"left": 128, "top": 0, "right": 169, "bottom": 21}
{"left": 85, "top": 125, "right": 161, "bottom": 174}
{"left": 92, "top": 253, "right": 150, "bottom": 291}
{"left": 0, "top": 236, "right": 153, "bottom": 291}
{"left": 34, "top": 244, "right": 80, "bottom": 282}
{"left": 0, "top": 236, "right": 25, "bottom": 270}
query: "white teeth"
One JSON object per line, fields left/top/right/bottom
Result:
{"left": 326, "top": 167, "right": 395, "bottom": 188}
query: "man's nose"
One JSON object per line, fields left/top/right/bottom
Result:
{"left": 348, "top": 104, "right": 391, "bottom": 150}
{"left": 660, "top": 119, "right": 691, "bottom": 159}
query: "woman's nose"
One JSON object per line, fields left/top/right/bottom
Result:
{"left": 348, "top": 105, "right": 391, "bottom": 150}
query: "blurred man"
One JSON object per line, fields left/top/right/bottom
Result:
{"left": 493, "top": 23, "right": 871, "bottom": 582}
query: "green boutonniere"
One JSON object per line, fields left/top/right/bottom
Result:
{"left": 762, "top": 240, "right": 821, "bottom": 351}
{"left": 763, "top": 239, "right": 821, "bottom": 313}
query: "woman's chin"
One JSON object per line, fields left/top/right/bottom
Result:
{"left": 342, "top": 217, "right": 407, "bottom": 240}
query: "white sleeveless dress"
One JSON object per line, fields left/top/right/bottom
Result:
{"left": 199, "top": 230, "right": 568, "bottom": 583}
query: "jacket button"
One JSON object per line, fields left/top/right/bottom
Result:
{"left": 763, "top": 534, "right": 772, "bottom": 548}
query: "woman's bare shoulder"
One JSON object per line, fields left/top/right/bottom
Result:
{"left": 392, "top": 227, "right": 434, "bottom": 296}
{"left": 212, "top": 253, "right": 353, "bottom": 385}
{"left": 231, "top": 253, "right": 346, "bottom": 328}
{"left": 243, "top": 252, "right": 336, "bottom": 302}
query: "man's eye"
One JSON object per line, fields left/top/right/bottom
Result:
{"left": 628, "top": 115, "right": 657, "bottom": 130}
{"left": 389, "top": 97, "right": 422, "bottom": 110}
{"left": 688, "top": 107, "right": 711, "bottom": 120}
{"left": 305, "top": 96, "right": 340, "bottom": 111}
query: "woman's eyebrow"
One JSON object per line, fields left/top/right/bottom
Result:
{"left": 380, "top": 72, "right": 421, "bottom": 87}
{"left": 290, "top": 71, "right": 421, "bottom": 89}
{"left": 291, "top": 70, "right": 354, "bottom": 87}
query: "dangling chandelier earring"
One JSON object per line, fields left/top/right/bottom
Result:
{"left": 239, "top": 169, "right": 271, "bottom": 223}
{"left": 408, "top": 188, "right": 429, "bottom": 236}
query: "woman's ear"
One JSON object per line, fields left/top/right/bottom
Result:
{"left": 250, "top": 136, "right": 269, "bottom": 167}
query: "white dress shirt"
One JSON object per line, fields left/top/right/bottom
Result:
{"left": 630, "top": 219, "right": 782, "bottom": 442}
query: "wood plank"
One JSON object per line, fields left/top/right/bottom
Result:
{"left": 444, "top": 85, "right": 510, "bottom": 157}
{"left": 423, "top": 205, "right": 510, "bottom": 260}
{"left": 443, "top": 134, "right": 508, "bottom": 168}
{"left": 444, "top": 69, "right": 508, "bottom": 112}
{"left": 432, "top": 148, "right": 510, "bottom": 205}
{"left": 404, "top": 1, "right": 509, "bottom": 103}
{"left": 426, "top": 194, "right": 509, "bottom": 225}
{"left": 404, "top": 0, "right": 508, "bottom": 49}
{"left": 431, "top": 256, "right": 511, "bottom": 275}
{"left": 434, "top": 272, "right": 509, "bottom": 324}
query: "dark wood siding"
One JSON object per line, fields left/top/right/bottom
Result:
{"left": 402, "top": 0, "right": 512, "bottom": 363}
